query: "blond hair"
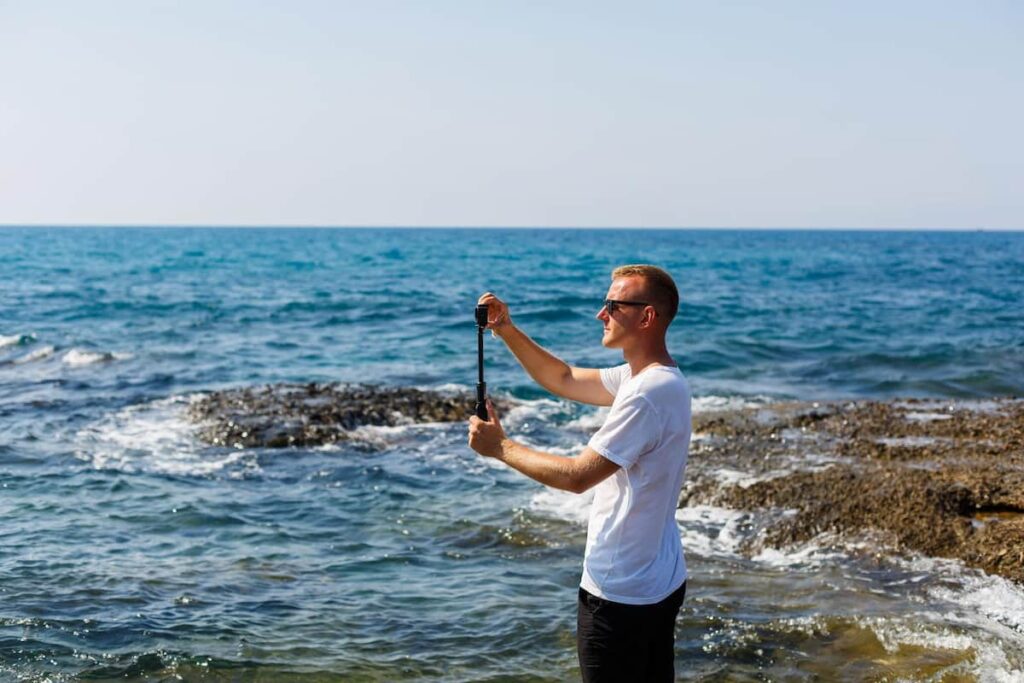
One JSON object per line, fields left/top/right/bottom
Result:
{"left": 611, "top": 264, "right": 679, "bottom": 324}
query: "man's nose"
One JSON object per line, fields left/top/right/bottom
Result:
{"left": 596, "top": 307, "right": 608, "bottom": 321}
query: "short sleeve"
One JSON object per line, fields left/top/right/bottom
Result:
{"left": 587, "top": 394, "right": 660, "bottom": 469}
{"left": 599, "top": 364, "right": 632, "bottom": 397}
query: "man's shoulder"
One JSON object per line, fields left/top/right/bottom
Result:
{"left": 600, "top": 364, "right": 632, "bottom": 396}
{"left": 626, "top": 367, "right": 690, "bottom": 408}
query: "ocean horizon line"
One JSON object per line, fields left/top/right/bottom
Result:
{"left": 1, "top": 223, "right": 1021, "bottom": 232}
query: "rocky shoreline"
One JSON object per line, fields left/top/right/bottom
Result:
{"left": 188, "top": 383, "right": 502, "bottom": 448}
{"left": 188, "top": 383, "right": 1023, "bottom": 583}
{"left": 682, "top": 398, "right": 1024, "bottom": 583}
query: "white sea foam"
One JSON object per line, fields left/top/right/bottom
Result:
{"left": 538, "top": 442, "right": 589, "bottom": 457}
{"left": 710, "top": 468, "right": 762, "bottom": 488}
{"left": 904, "top": 411, "right": 953, "bottom": 422}
{"left": 0, "top": 333, "right": 35, "bottom": 349}
{"left": 529, "top": 487, "right": 594, "bottom": 526}
{"left": 675, "top": 504, "right": 854, "bottom": 568}
{"left": 895, "top": 399, "right": 1015, "bottom": 415}
{"left": 875, "top": 436, "right": 948, "bottom": 448}
{"left": 11, "top": 345, "right": 55, "bottom": 364}
{"left": 868, "top": 615, "right": 1024, "bottom": 681}
{"left": 894, "top": 399, "right": 954, "bottom": 412}
{"left": 781, "top": 451, "right": 846, "bottom": 473}
{"left": 501, "top": 397, "right": 563, "bottom": 429}
{"left": 565, "top": 407, "right": 609, "bottom": 431}
{"left": 955, "top": 399, "right": 1019, "bottom": 415}
{"left": 75, "top": 395, "right": 259, "bottom": 477}
{"left": 874, "top": 553, "right": 1024, "bottom": 681}
{"left": 692, "top": 395, "right": 768, "bottom": 414}
{"left": 705, "top": 451, "right": 840, "bottom": 490}
{"left": 423, "top": 382, "right": 471, "bottom": 394}
{"left": 961, "top": 579, "right": 1024, "bottom": 635}
{"left": 925, "top": 564, "right": 1024, "bottom": 635}
{"left": 675, "top": 504, "right": 753, "bottom": 558}
{"left": 62, "top": 348, "right": 133, "bottom": 367}
{"left": 749, "top": 533, "right": 856, "bottom": 569}
{"left": 710, "top": 467, "right": 791, "bottom": 489}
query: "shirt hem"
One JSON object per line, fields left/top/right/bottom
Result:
{"left": 579, "top": 571, "right": 688, "bottom": 606}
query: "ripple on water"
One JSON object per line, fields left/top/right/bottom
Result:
{"left": 5, "top": 227, "right": 1024, "bottom": 680}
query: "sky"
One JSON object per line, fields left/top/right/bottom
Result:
{"left": 1, "top": 1, "right": 1021, "bottom": 229}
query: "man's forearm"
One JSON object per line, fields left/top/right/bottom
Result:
{"left": 496, "top": 324, "right": 571, "bottom": 396}
{"left": 496, "top": 438, "right": 582, "bottom": 493}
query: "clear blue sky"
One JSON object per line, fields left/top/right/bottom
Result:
{"left": 1, "top": 1, "right": 1021, "bottom": 228}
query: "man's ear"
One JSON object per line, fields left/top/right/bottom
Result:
{"left": 640, "top": 306, "right": 656, "bottom": 328}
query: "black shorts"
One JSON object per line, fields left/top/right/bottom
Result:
{"left": 576, "top": 581, "right": 687, "bottom": 683}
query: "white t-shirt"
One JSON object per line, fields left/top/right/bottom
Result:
{"left": 581, "top": 363, "right": 692, "bottom": 605}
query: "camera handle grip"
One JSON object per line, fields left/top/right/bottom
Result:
{"left": 475, "top": 305, "right": 489, "bottom": 419}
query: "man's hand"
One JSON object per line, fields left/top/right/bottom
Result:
{"left": 477, "top": 292, "right": 513, "bottom": 337}
{"left": 468, "top": 398, "right": 507, "bottom": 458}
{"left": 474, "top": 290, "right": 613, "bottom": 407}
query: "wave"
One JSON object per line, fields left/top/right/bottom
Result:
{"left": 895, "top": 398, "right": 1009, "bottom": 415}
{"left": 529, "top": 487, "right": 594, "bottom": 526}
{"left": 674, "top": 504, "right": 868, "bottom": 571}
{"left": 62, "top": 348, "right": 133, "bottom": 367}
{"left": 675, "top": 509, "right": 1024, "bottom": 676}
{"left": 675, "top": 504, "right": 753, "bottom": 558}
{"left": 703, "top": 611, "right": 1024, "bottom": 681}
{"left": 868, "top": 616, "right": 1024, "bottom": 681}
{"left": 74, "top": 395, "right": 260, "bottom": 478}
{"left": 564, "top": 408, "right": 608, "bottom": 431}
{"left": 692, "top": 394, "right": 769, "bottom": 414}
{"left": 501, "top": 397, "right": 564, "bottom": 427}
{"left": 873, "top": 555, "right": 1024, "bottom": 679}
{"left": 10, "top": 344, "right": 55, "bottom": 364}
{"left": 896, "top": 554, "right": 1024, "bottom": 636}
{"left": 421, "top": 382, "right": 472, "bottom": 394}
{"left": 0, "top": 332, "right": 36, "bottom": 349}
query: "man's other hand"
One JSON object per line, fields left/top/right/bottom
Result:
{"left": 468, "top": 398, "right": 506, "bottom": 458}
{"left": 477, "top": 292, "right": 512, "bottom": 335}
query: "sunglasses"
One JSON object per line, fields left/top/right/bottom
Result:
{"left": 603, "top": 299, "right": 650, "bottom": 314}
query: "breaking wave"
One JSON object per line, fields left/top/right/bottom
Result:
{"left": 74, "top": 395, "right": 260, "bottom": 478}
{"left": 0, "top": 332, "right": 36, "bottom": 349}
{"left": 10, "top": 344, "right": 55, "bottom": 364}
{"left": 62, "top": 348, "right": 133, "bottom": 366}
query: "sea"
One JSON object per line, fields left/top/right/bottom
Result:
{"left": 1, "top": 227, "right": 1023, "bottom": 681}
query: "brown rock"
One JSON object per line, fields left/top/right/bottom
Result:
{"left": 683, "top": 398, "right": 1024, "bottom": 583}
{"left": 188, "top": 383, "right": 512, "bottom": 449}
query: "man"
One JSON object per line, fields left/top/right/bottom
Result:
{"left": 468, "top": 264, "right": 692, "bottom": 682}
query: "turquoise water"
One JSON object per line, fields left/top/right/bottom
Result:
{"left": 1, "top": 227, "right": 1023, "bottom": 681}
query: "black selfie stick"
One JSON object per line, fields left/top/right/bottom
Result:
{"left": 475, "top": 304, "right": 489, "bottom": 419}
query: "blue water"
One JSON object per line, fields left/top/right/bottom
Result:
{"left": 2, "top": 227, "right": 1023, "bottom": 681}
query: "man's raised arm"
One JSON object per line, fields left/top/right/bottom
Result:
{"left": 478, "top": 292, "right": 614, "bottom": 407}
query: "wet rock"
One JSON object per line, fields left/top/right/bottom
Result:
{"left": 188, "top": 383, "right": 507, "bottom": 449}
{"left": 683, "top": 398, "right": 1024, "bottom": 583}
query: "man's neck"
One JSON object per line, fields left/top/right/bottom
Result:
{"left": 622, "top": 342, "right": 675, "bottom": 376}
